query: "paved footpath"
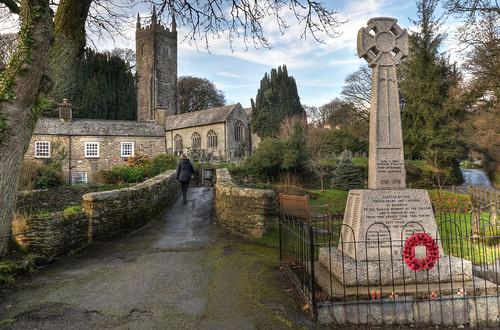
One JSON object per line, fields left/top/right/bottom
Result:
{"left": 0, "top": 187, "right": 323, "bottom": 329}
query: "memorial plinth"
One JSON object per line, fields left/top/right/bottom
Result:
{"left": 319, "top": 17, "right": 471, "bottom": 285}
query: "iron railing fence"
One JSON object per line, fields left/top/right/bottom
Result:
{"left": 279, "top": 207, "right": 500, "bottom": 326}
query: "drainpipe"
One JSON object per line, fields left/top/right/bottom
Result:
{"left": 68, "top": 136, "right": 72, "bottom": 184}
{"left": 224, "top": 120, "right": 227, "bottom": 161}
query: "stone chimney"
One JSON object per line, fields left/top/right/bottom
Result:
{"left": 59, "top": 99, "right": 72, "bottom": 122}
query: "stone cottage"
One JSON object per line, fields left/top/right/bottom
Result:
{"left": 23, "top": 10, "right": 260, "bottom": 185}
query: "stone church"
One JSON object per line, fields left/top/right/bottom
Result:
{"left": 24, "top": 9, "right": 259, "bottom": 185}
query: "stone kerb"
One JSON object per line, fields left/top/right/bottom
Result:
{"left": 214, "top": 168, "right": 276, "bottom": 237}
{"left": 83, "top": 170, "right": 180, "bottom": 240}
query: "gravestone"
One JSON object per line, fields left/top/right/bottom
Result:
{"left": 319, "top": 18, "right": 471, "bottom": 285}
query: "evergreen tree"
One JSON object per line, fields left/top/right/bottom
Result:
{"left": 398, "top": 0, "right": 464, "bottom": 184}
{"left": 331, "top": 157, "right": 363, "bottom": 190}
{"left": 251, "top": 65, "right": 304, "bottom": 138}
{"left": 55, "top": 48, "right": 137, "bottom": 120}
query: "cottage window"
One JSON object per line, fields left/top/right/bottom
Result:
{"left": 85, "top": 142, "right": 99, "bottom": 158}
{"left": 174, "top": 134, "right": 183, "bottom": 153}
{"left": 121, "top": 142, "right": 134, "bottom": 157}
{"left": 235, "top": 121, "right": 244, "bottom": 142}
{"left": 191, "top": 132, "right": 201, "bottom": 149}
{"left": 34, "top": 141, "right": 50, "bottom": 158}
{"left": 207, "top": 130, "right": 217, "bottom": 148}
{"left": 72, "top": 172, "right": 87, "bottom": 185}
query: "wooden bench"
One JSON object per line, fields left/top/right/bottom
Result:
{"left": 279, "top": 194, "right": 335, "bottom": 234}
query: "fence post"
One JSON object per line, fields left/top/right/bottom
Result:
{"left": 309, "top": 228, "right": 316, "bottom": 320}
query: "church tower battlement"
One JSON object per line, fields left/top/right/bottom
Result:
{"left": 136, "top": 7, "right": 178, "bottom": 121}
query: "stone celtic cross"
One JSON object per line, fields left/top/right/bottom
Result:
{"left": 358, "top": 17, "right": 408, "bottom": 190}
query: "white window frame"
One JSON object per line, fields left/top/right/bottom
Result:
{"left": 121, "top": 142, "right": 134, "bottom": 158}
{"left": 85, "top": 142, "right": 99, "bottom": 158}
{"left": 72, "top": 172, "right": 87, "bottom": 185}
{"left": 34, "top": 141, "right": 50, "bottom": 158}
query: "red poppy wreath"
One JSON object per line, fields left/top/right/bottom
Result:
{"left": 402, "top": 233, "right": 439, "bottom": 271}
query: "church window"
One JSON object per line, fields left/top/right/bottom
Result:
{"left": 174, "top": 134, "right": 183, "bottom": 152}
{"left": 72, "top": 172, "right": 87, "bottom": 185}
{"left": 235, "top": 121, "right": 244, "bottom": 142}
{"left": 141, "top": 43, "right": 145, "bottom": 56}
{"left": 191, "top": 132, "right": 201, "bottom": 149}
{"left": 85, "top": 142, "right": 99, "bottom": 158}
{"left": 34, "top": 141, "right": 50, "bottom": 158}
{"left": 121, "top": 142, "right": 134, "bottom": 157}
{"left": 207, "top": 130, "right": 217, "bottom": 148}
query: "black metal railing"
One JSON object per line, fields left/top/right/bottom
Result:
{"left": 279, "top": 207, "right": 500, "bottom": 326}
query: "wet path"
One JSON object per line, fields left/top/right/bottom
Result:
{"left": 0, "top": 187, "right": 320, "bottom": 329}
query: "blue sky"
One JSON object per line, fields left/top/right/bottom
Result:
{"left": 2, "top": 0, "right": 458, "bottom": 108}
{"left": 169, "top": 0, "right": 425, "bottom": 108}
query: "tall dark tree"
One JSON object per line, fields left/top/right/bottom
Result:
{"left": 178, "top": 76, "right": 225, "bottom": 113}
{"left": 399, "top": 0, "right": 465, "bottom": 184}
{"left": 57, "top": 48, "right": 137, "bottom": 120}
{"left": 251, "top": 65, "right": 304, "bottom": 138}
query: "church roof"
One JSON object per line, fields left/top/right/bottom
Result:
{"left": 164, "top": 104, "right": 241, "bottom": 130}
{"left": 33, "top": 118, "right": 166, "bottom": 137}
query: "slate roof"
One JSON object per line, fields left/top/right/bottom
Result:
{"left": 33, "top": 118, "right": 166, "bottom": 137}
{"left": 164, "top": 104, "right": 241, "bottom": 131}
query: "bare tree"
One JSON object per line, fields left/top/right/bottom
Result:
{"left": 0, "top": 0, "right": 345, "bottom": 255}
{"left": 277, "top": 113, "right": 308, "bottom": 139}
{"left": 341, "top": 65, "right": 371, "bottom": 120}
{"left": 443, "top": 0, "right": 500, "bottom": 22}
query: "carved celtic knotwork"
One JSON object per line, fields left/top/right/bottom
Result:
{"left": 357, "top": 17, "right": 408, "bottom": 67}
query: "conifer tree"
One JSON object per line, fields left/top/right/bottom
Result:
{"left": 251, "top": 65, "right": 304, "bottom": 138}
{"left": 331, "top": 157, "right": 363, "bottom": 190}
{"left": 398, "top": 0, "right": 464, "bottom": 184}
{"left": 55, "top": 48, "right": 137, "bottom": 120}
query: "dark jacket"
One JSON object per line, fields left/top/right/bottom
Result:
{"left": 175, "top": 159, "right": 194, "bottom": 183}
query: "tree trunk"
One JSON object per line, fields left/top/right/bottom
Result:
{"left": 0, "top": 0, "right": 54, "bottom": 255}
{"left": 46, "top": 0, "right": 92, "bottom": 101}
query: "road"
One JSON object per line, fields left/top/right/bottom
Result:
{"left": 0, "top": 187, "right": 321, "bottom": 329}
{"left": 460, "top": 168, "right": 495, "bottom": 189}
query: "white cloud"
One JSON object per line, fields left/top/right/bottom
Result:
{"left": 217, "top": 71, "right": 241, "bottom": 79}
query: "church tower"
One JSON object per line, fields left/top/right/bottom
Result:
{"left": 136, "top": 8, "right": 178, "bottom": 121}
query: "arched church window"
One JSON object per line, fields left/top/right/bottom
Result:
{"left": 207, "top": 130, "right": 217, "bottom": 148}
{"left": 174, "top": 134, "right": 183, "bottom": 152}
{"left": 141, "top": 43, "right": 146, "bottom": 56}
{"left": 235, "top": 121, "right": 244, "bottom": 142}
{"left": 191, "top": 132, "right": 201, "bottom": 149}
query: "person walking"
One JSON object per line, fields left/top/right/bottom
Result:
{"left": 175, "top": 154, "right": 194, "bottom": 204}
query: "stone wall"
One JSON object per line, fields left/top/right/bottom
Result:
{"left": 23, "top": 170, "right": 180, "bottom": 258}
{"left": 26, "top": 212, "right": 89, "bottom": 258}
{"left": 17, "top": 186, "right": 100, "bottom": 213}
{"left": 83, "top": 170, "right": 180, "bottom": 240}
{"left": 214, "top": 168, "right": 276, "bottom": 237}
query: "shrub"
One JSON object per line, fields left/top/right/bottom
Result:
{"left": 127, "top": 152, "right": 151, "bottom": 167}
{"left": 34, "top": 167, "right": 64, "bottom": 189}
{"left": 149, "top": 154, "right": 177, "bottom": 176}
{"left": 244, "top": 138, "right": 285, "bottom": 181}
{"left": 19, "top": 161, "right": 44, "bottom": 190}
